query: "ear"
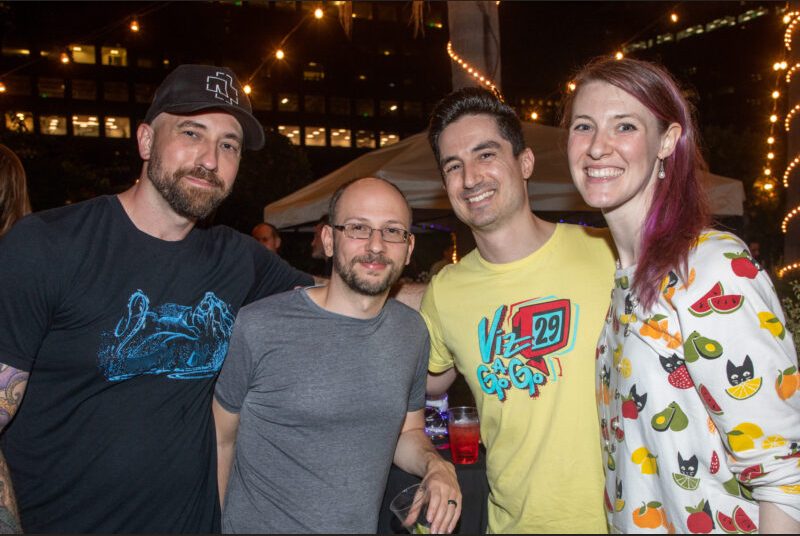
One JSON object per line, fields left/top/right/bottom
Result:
{"left": 321, "top": 224, "right": 334, "bottom": 258}
{"left": 518, "top": 147, "right": 535, "bottom": 180}
{"left": 404, "top": 233, "right": 416, "bottom": 266}
{"left": 275, "top": 237, "right": 282, "bottom": 250}
{"left": 658, "top": 123, "right": 682, "bottom": 159}
{"left": 137, "top": 123, "right": 155, "bottom": 161}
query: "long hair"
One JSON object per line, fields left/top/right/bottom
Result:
{"left": 561, "top": 57, "right": 711, "bottom": 309}
{"left": 0, "top": 144, "right": 31, "bottom": 237}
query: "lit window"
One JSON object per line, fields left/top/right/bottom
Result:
{"left": 69, "top": 44, "right": 96, "bottom": 64}
{"left": 38, "top": 78, "right": 65, "bottom": 99}
{"left": 101, "top": 46, "right": 127, "bottom": 67}
{"left": 40, "top": 115, "right": 67, "bottom": 135}
{"left": 379, "top": 131, "right": 399, "bottom": 147}
{"left": 356, "top": 99, "right": 374, "bottom": 118}
{"left": 304, "top": 95, "right": 325, "bottom": 114}
{"left": 104, "top": 116, "right": 131, "bottom": 138}
{"left": 355, "top": 130, "right": 376, "bottom": 149}
{"left": 104, "top": 81, "right": 129, "bottom": 102}
{"left": 73, "top": 115, "right": 100, "bottom": 137}
{"left": 277, "top": 125, "right": 301, "bottom": 145}
{"left": 5, "top": 111, "right": 33, "bottom": 134}
{"left": 330, "top": 128, "right": 351, "bottom": 148}
{"left": 72, "top": 79, "right": 97, "bottom": 100}
{"left": 305, "top": 126, "right": 326, "bottom": 147}
{"left": 278, "top": 94, "right": 298, "bottom": 112}
{"left": 303, "top": 62, "right": 325, "bottom": 82}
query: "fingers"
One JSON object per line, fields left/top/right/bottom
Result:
{"left": 424, "top": 480, "right": 462, "bottom": 534}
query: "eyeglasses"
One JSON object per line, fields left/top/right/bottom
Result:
{"left": 332, "top": 223, "right": 410, "bottom": 243}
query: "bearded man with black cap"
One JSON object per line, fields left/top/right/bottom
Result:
{"left": 0, "top": 65, "right": 313, "bottom": 533}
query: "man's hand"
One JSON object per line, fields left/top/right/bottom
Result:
{"left": 420, "top": 455, "right": 461, "bottom": 534}
{"left": 393, "top": 409, "right": 461, "bottom": 534}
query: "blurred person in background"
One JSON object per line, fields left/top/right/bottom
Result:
{"left": 251, "top": 221, "right": 282, "bottom": 254}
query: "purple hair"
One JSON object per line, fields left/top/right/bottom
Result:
{"left": 561, "top": 57, "right": 711, "bottom": 310}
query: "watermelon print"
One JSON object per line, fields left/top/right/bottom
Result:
{"left": 596, "top": 231, "right": 799, "bottom": 533}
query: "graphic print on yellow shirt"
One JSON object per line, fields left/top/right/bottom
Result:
{"left": 422, "top": 224, "right": 616, "bottom": 533}
{"left": 477, "top": 296, "right": 577, "bottom": 401}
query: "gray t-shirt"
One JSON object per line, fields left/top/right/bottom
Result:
{"left": 214, "top": 288, "right": 430, "bottom": 534}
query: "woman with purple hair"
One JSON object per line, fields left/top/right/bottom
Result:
{"left": 563, "top": 56, "right": 799, "bottom": 533}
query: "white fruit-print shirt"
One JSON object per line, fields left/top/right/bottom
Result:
{"left": 597, "top": 231, "right": 800, "bottom": 534}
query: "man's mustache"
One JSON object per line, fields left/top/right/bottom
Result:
{"left": 175, "top": 166, "right": 224, "bottom": 189}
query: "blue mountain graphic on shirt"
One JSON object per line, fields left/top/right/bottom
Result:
{"left": 98, "top": 290, "right": 235, "bottom": 381}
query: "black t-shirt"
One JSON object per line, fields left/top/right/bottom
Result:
{"left": 0, "top": 195, "right": 312, "bottom": 533}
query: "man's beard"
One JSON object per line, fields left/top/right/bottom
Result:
{"left": 333, "top": 248, "right": 404, "bottom": 297}
{"left": 147, "top": 147, "right": 231, "bottom": 220}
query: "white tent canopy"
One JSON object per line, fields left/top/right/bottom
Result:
{"left": 264, "top": 123, "right": 745, "bottom": 228}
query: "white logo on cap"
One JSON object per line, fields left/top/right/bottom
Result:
{"left": 206, "top": 72, "right": 239, "bottom": 106}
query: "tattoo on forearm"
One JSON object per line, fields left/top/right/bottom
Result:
{"left": 0, "top": 364, "right": 28, "bottom": 533}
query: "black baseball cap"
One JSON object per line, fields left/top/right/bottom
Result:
{"left": 144, "top": 64, "right": 265, "bottom": 150}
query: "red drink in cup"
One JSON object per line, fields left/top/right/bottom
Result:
{"left": 448, "top": 407, "right": 479, "bottom": 464}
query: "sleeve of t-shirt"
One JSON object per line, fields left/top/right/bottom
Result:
{"left": 420, "top": 280, "right": 455, "bottom": 374}
{"left": 245, "top": 239, "right": 314, "bottom": 304}
{"left": 672, "top": 232, "right": 800, "bottom": 517}
{"left": 407, "top": 328, "right": 431, "bottom": 413}
{"left": 0, "top": 216, "right": 60, "bottom": 372}
{"left": 214, "top": 310, "right": 257, "bottom": 414}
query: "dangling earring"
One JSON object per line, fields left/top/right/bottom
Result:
{"left": 657, "top": 158, "right": 666, "bottom": 180}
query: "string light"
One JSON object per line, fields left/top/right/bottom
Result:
{"left": 0, "top": 82, "right": 6, "bottom": 93}
{"left": 782, "top": 205, "right": 800, "bottom": 233}
{"left": 130, "top": 18, "right": 140, "bottom": 32}
{"left": 275, "top": 49, "right": 285, "bottom": 60}
{"left": 243, "top": 84, "right": 252, "bottom": 95}
{"left": 614, "top": 51, "right": 624, "bottom": 60}
{"left": 670, "top": 13, "right": 678, "bottom": 23}
{"left": 567, "top": 81, "right": 576, "bottom": 92}
{"left": 314, "top": 7, "right": 323, "bottom": 19}
{"left": 530, "top": 111, "right": 538, "bottom": 120}
{"left": 786, "top": 103, "right": 800, "bottom": 131}
{"left": 783, "top": 155, "right": 800, "bottom": 187}
{"left": 60, "top": 52, "right": 70, "bottom": 64}
{"left": 780, "top": 10, "right": 800, "bottom": 276}
{"left": 446, "top": 41, "right": 500, "bottom": 97}
{"left": 778, "top": 261, "right": 800, "bottom": 278}
{"left": 773, "top": 90, "right": 781, "bottom": 99}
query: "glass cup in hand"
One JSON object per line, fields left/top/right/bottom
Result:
{"left": 448, "top": 406, "right": 480, "bottom": 464}
{"left": 389, "top": 483, "right": 431, "bottom": 534}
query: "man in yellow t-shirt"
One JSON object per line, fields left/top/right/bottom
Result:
{"left": 423, "top": 87, "right": 615, "bottom": 533}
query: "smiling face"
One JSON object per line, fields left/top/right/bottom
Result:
{"left": 567, "top": 81, "right": 680, "bottom": 222}
{"left": 436, "top": 114, "right": 533, "bottom": 233}
{"left": 142, "top": 111, "right": 243, "bottom": 220}
{"left": 324, "top": 178, "right": 414, "bottom": 297}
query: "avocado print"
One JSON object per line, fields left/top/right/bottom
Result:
{"left": 683, "top": 331, "right": 723, "bottom": 363}
{"left": 651, "top": 401, "right": 689, "bottom": 432}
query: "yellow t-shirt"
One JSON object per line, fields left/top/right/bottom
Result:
{"left": 421, "top": 223, "right": 615, "bottom": 534}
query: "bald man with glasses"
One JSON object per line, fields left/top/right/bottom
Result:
{"left": 213, "top": 177, "right": 461, "bottom": 534}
